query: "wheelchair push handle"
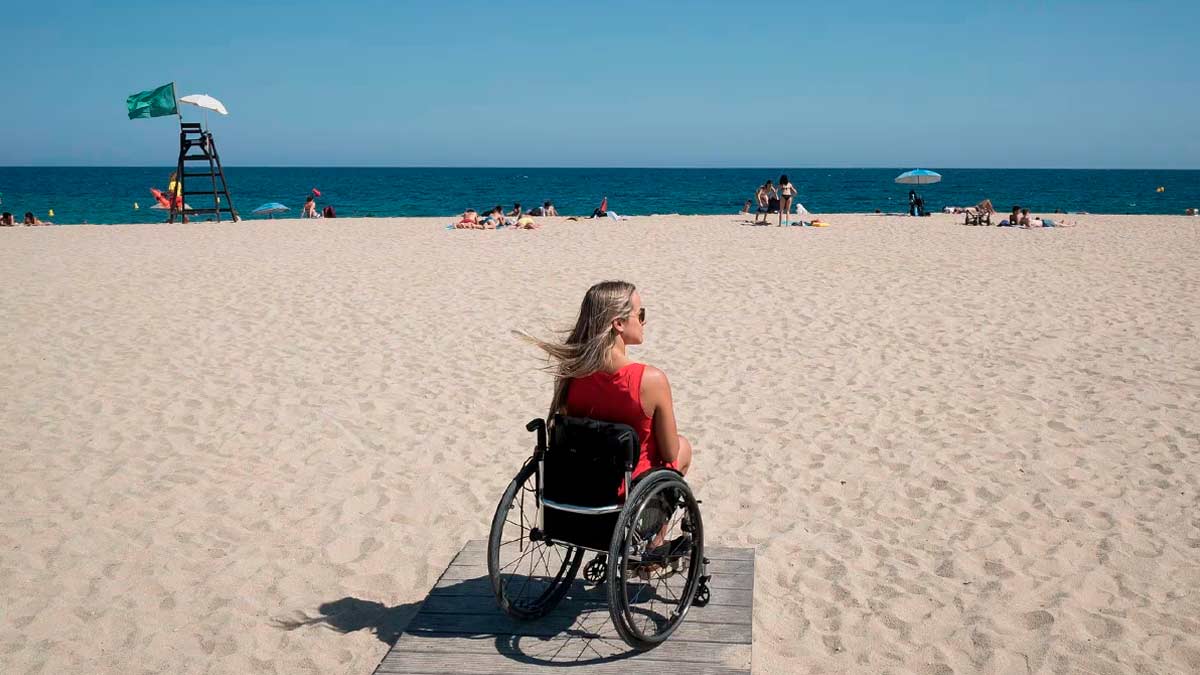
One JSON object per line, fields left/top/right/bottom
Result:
{"left": 526, "top": 418, "right": 547, "bottom": 450}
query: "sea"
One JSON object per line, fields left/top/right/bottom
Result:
{"left": 0, "top": 167, "right": 1196, "bottom": 225}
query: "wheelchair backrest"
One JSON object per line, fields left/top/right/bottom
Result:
{"left": 544, "top": 415, "right": 640, "bottom": 508}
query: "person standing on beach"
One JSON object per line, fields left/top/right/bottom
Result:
{"left": 778, "top": 175, "right": 797, "bottom": 226}
{"left": 520, "top": 281, "right": 693, "bottom": 485}
{"left": 166, "top": 171, "right": 188, "bottom": 223}
{"left": 755, "top": 181, "right": 776, "bottom": 224}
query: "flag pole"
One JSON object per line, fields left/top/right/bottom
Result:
{"left": 173, "top": 81, "right": 183, "bottom": 223}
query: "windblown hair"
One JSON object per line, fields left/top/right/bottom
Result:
{"left": 519, "top": 280, "right": 637, "bottom": 419}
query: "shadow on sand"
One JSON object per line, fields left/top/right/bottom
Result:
{"left": 274, "top": 573, "right": 652, "bottom": 667}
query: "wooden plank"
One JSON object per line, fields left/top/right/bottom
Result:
{"left": 429, "top": 578, "right": 756, "bottom": 608}
{"left": 418, "top": 594, "right": 751, "bottom": 625}
{"left": 459, "top": 538, "right": 753, "bottom": 561}
{"left": 444, "top": 557, "right": 749, "bottom": 578}
{"left": 385, "top": 632, "right": 752, "bottom": 669}
{"left": 435, "top": 571, "right": 755, "bottom": 592}
{"left": 373, "top": 542, "right": 754, "bottom": 674}
{"left": 404, "top": 612, "right": 752, "bottom": 644}
{"left": 375, "top": 651, "right": 749, "bottom": 675}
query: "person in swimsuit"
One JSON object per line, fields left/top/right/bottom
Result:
{"left": 514, "top": 213, "right": 540, "bottom": 229}
{"left": 777, "top": 174, "right": 797, "bottom": 226}
{"left": 755, "top": 181, "right": 776, "bottom": 224}
{"left": 456, "top": 209, "right": 481, "bottom": 229}
{"left": 521, "top": 281, "right": 693, "bottom": 489}
{"left": 477, "top": 205, "right": 503, "bottom": 229}
{"left": 166, "top": 171, "right": 188, "bottom": 223}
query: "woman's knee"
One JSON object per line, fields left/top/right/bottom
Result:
{"left": 677, "top": 435, "right": 693, "bottom": 475}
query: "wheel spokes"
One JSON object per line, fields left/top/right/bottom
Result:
{"left": 495, "top": 469, "right": 577, "bottom": 612}
{"left": 620, "top": 484, "right": 698, "bottom": 640}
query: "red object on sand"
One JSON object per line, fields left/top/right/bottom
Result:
{"left": 599, "top": 197, "right": 608, "bottom": 213}
{"left": 312, "top": 188, "right": 322, "bottom": 197}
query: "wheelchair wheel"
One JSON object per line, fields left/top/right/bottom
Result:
{"left": 488, "top": 459, "right": 583, "bottom": 619}
{"left": 607, "top": 470, "right": 704, "bottom": 650}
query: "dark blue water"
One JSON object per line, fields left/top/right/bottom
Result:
{"left": 0, "top": 168, "right": 1196, "bottom": 225}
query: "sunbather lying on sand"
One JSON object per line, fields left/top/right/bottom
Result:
{"left": 513, "top": 214, "right": 540, "bottom": 229}
{"left": 479, "top": 206, "right": 505, "bottom": 229}
{"left": 455, "top": 209, "right": 482, "bottom": 229}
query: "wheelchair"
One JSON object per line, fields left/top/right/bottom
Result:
{"left": 487, "top": 415, "right": 711, "bottom": 650}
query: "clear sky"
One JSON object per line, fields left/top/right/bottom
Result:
{"left": 3, "top": 0, "right": 1198, "bottom": 168}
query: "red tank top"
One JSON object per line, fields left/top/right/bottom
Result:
{"left": 564, "top": 362, "right": 674, "bottom": 490}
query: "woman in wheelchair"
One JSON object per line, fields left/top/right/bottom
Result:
{"left": 525, "top": 280, "right": 693, "bottom": 484}
{"left": 492, "top": 280, "right": 709, "bottom": 648}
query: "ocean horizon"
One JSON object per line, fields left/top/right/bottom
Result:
{"left": 1, "top": 167, "right": 1196, "bottom": 225}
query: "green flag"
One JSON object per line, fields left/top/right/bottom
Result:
{"left": 126, "top": 82, "right": 178, "bottom": 119}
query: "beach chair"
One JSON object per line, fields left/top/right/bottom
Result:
{"left": 488, "top": 416, "right": 711, "bottom": 650}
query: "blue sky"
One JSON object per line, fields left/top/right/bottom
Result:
{"left": 3, "top": 1, "right": 1198, "bottom": 167}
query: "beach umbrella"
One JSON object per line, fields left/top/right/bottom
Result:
{"left": 179, "top": 93, "right": 228, "bottom": 130}
{"left": 894, "top": 169, "right": 942, "bottom": 185}
{"left": 252, "top": 202, "right": 289, "bottom": 218}
{"left": 179, "top": 94, "right": 228, "bottom": 115}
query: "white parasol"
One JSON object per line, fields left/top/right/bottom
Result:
{"left": 179, "top": 94, "right": 228, "bottom": 129}
{"left": 179, "top": 94, "right": 228, "bottom": 115}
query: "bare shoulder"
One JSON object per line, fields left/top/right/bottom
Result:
{"left": 640, "top": 364, "right": 671, "bottom": 393}
{"left": 638, "top": 364, "right": 671, "bottom": 416}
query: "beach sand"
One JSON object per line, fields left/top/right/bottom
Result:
{"left": 2, "top": 213, "right": 1198, "bottom": 674}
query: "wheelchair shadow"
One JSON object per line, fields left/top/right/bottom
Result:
{"left": 275, "top": 571, "right": 665, "bottom": 667}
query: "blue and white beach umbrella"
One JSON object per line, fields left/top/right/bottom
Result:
{"left": 894, "top": 169, "right": 942, "bottom": 185}
{"left": 252, "top": 202, "right": 289, "bottom": 218}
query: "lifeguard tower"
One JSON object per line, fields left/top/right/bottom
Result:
{"left": 169, "top": 122, "right": 238, "bottom": 223}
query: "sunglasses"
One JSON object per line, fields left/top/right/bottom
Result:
{"left": 634, "top": 307, "right": 646, "bottom": 324}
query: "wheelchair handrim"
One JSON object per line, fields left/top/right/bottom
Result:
{"left": 613, "top": 476, "right": 703, "bottom": 644}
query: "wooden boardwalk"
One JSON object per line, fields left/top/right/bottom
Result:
{"left": 374, "top": 539, "right": 754, "bottom": 674}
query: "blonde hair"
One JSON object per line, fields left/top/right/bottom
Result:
{"left": 519, "top": 280, "right": 637, "bottom": 418}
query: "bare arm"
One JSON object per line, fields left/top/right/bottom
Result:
{"left": 641, "top": 366, "right": 680, "bottom": 464}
